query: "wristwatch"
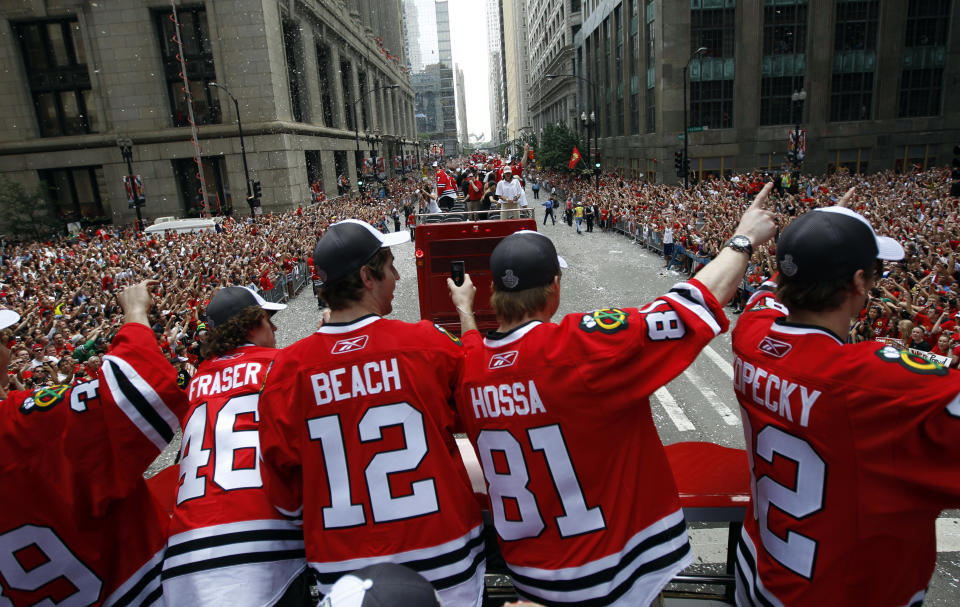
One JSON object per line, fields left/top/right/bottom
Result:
{"left": 725, "top": 235, "right": 754, "bottom": 256}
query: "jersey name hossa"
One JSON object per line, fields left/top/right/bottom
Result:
{"left": 0, "top": 323, "right": 185, "bottom": 606}
{"left": 258, "top": 315, "right": 485, "bottom": 606}
{"left": 163, "top": 344, "right": 305, "bottom": 606}
{"left": 733, "top": 286, "right": 960, "bottom": 607}
{"left": 456, "top": 280, "right": 728, "bottom": 606}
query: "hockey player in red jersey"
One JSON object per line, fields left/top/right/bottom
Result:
{"left": 258, "top": 219, "right": 485, "bottom": 605}
{"left": 732, "top": 192, "right": 960, "bottom": 607}
{"left": 0, "top": 281, "right": 185, "bottom": 606}
{"left": 447, "top": 185, "right": 777, "bottom": 606}
{"left": 161, "top": 286, "right": 312, "bottom": 606}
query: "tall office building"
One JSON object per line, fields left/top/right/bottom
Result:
{"left": 527, "top": 0, "right": 583, "bottom": 144}
{"left": 488, "top": 0, "right": 507, "bottom": 145}
{"left": 572, "top": 0, "right": 960, "bottom": 183}
{"left": 0, "top": 0, "right": 417, "bottom": 226}
{"left": 405, "top": 0, "right": 458, "bottom": 156}
{"left": 455, "top": 65, "right": 469, "bottom": 152}
{"left": 502, "top": 0, "right": 531, "bottom": 141}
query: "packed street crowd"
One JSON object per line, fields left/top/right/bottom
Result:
{"left": 3, "top": 158, "right": 959, "bottom": 394}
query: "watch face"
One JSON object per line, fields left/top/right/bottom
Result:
{"left": 733, "top": 236, "right": 750, "bottom": 247}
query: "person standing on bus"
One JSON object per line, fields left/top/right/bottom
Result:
{"left": 496, "top": 167, "right": 525, "bottom": 220}
{"left": 446, "top": 184, "right": 776, "bottom": 607}
{"left": 258, "top": 220, "right": 485, "bottom": 606}
{"left": 466, "top": 171, "right": 484, "bottom": 218}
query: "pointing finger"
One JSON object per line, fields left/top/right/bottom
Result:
{"left": 838, "top": 187, "right": 856, "bottom": 208}
{"left": 749, "top": 182, "right": 774, "bottom": 211}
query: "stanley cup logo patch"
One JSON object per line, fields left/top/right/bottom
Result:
{"left": 501, "top": 269, "right": 520, "bottom": 289}
{"left": 489, "top": 351, "right": 519, "bottom": 369}
{"left": 331, "top": 335, "right": 369, "bottom": 354}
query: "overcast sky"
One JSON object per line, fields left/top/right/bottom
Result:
{"left": 447, "top": 1, "right": 492, "bottom": 142}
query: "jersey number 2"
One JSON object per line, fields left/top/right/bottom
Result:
{"left": 0, "top": 525, "right": 101, "bottom": 607}
{"left": 744, "top": 418, "right": 826, "bottom": 579}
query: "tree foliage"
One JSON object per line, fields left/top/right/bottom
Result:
{"left": 0, "top": 176, "right": 62, "bottom": 240}
{"left": 535, "top": 123, "right": 585, "bottom": 171}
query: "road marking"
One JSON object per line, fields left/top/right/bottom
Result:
{"left": 703, "top": 344, "right": 734, "bottom": 379}
{"left": 937, "top": 518, "right": 960, "bottom": 552}
{"left": 683, "top": 368, "right": 740, "bottom": 426}
{"left": 654, "top": 387, "right": 695, "bottom": 431}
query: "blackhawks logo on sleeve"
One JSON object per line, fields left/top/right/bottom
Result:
{"left": 874, "top": 345, "right": 948, "bottom": 376}
{"left": 20, "top": 384, "right": 70, "bottom": 415}
{"left": 579, "top": 308, "right": 629, "bottom": 334}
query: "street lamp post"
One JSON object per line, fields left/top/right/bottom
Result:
{"left": 355, "top": 84, "right": 399, "bottom": 193}
{"left": 682, "top": 47, "right": 708, "bottom": 189}
{"left": 791, "top": 90, "right": 807, "bottom": 169}
{"left": 209, "top": 82, "right": 253, "bottom": 215}
{"left": 580, "top": 111, "right": 598, "bottom": 190}
{"left": 116, "top": 137, "right": 144, "bottom": 231}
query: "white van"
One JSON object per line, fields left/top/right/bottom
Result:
{"left": 144, "top": 218, "right": 218, "bottom": 234}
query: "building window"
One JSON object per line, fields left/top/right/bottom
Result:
{"left": 341, "top": 61, "right": 354, "bottom": 131}
{"left": 831, "top": 71, "right": 873, "bottom": 121}
{"left": 760, "top": 1, "right": 807, "bottom": 125}
{"left": 831, "top": 0, "right": 878, "bottom": 121}
{"left": 690, "top": 80, "right": 734, "bottom": 129}
{"left": 615, "top": 5, "right": 624, "bottom": 135}
{"left": 690, "top": 2, "right": 735, "bottom": 129}
{"left": 644, "top": 0, "right": 655, "bottom": 133}
{"left": 282, "top": 20, "right": 306, "bottom": 123}
{"left": 834, "top": 0, "right": 879, "bottom": 52}
{"left": 898, "top": 0, "right": 951, "bottom": 117}
{"left": 38, "top": 167, "right": 104, "bottom": 221}
{"left": 316, "top": 44, "right": 335, "bottom": 127}
{"left": 172, "top": 157, "right": 232, "bottom": 217}
{"left": 14, "top": 18, "right": 95, "bottom": 137}
{"left": 155, "top": 7, "right": 220, "bottom": 127}
{"left": 630, "top": 0, "right": 640, "bottom": 135}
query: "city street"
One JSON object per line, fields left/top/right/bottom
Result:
{"left": 266, "top": 188, "right": 960, "bottom": 604}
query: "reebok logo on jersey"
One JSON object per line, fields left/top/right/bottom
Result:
{"left": 331, "top": 335, "right": 369, "bottom": 354}
{"left": 489, "top": 351, "right": 519, "bottom": 369}
{"left": 758, "top": 336, "right": 792, "bottom": 358}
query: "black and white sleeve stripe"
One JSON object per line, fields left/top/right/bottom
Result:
{"left": 102, "top": 355, "right": 180, "bottom": 451}
{"left": 662, "top": 282, "right": 722, "bottom": 336}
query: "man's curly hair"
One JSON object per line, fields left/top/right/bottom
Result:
{"left": 200, "top": 306, "right": 268, "bottom": 358}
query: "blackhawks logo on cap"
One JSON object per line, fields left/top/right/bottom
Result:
{"left": 579, "top": 308, "right": 629, "bottom": 334}
{"left": 874, "top": 345, "right": 947, "bottom": 376}
{"left": 20, "top": 384, "right": 70, "bottom": 415}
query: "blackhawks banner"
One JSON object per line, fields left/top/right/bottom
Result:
{"left": 568, "top": 146, "right": 582, "bottom": 169}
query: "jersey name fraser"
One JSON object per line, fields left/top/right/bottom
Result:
{"left": 733, "top": 356, "right": 820, "bottom": 427}
{"left": 310, "top": 357, "right": 402, "bottom": 405}
{"left": 188, "top": 362, "right": 264, "bottom": 400}
{"left": 469, "top": 380, "right": 546, "bottom": 419}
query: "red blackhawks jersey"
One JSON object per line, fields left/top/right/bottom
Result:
{"left": 732, "top": 285, "right": 960, "bottom": 607}
{"left": 162, "top": 344, "right": 305, "bottom": 606}
{"left": 258, "top": 315, "right": 485, "bottom": 605}
{"left": 0, "top": 323, "right": 185, "bottom": 606}
{"left": 455, "top": 279, "right": 729, "bottom": 606}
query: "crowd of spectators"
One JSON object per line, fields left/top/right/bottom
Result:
{"left": 0, "top": 178, "right": 426, "bottom": 393}
{"left": 5, "top": 161, "right": 960, "bottom": 393}
{"left": 531, "top": 165, "right": 960, "bottom": 365}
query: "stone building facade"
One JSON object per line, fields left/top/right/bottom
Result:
{"left": 0, "top": 0, "right": 417, "bottom": 228}
{"left": 571, "top": 0, "right": 960, "bottom": 183}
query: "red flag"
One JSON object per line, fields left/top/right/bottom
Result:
{"left": 568, "top": 146, "right": 582, "bottom": 169}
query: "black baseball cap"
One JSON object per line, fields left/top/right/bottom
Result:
{"left": 320, "top": 563, "right": 440, "bottom": 607}
{"left": 205, "top": 286, "right": 286, "bottom": 328}
{"left": 777, "top": 206, "right": 904, "bottom": 283}
{"left": 490, "top": 230, "right": 568, "bottom": 292}
{"left": 313, "top": 219, "right": 409, "bottom": 285}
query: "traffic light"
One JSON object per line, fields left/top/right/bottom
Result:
{"left": 248, "top": 180, "right": 262, "bottom": 207}
{"left": 252, "top": 180, "right": 262, "bottom": 200}
{"left": 682, "top": 157, "right": 690, "bottom": 176}
{"left": 674, "top": 151, "right": 683, "bottom": 175}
